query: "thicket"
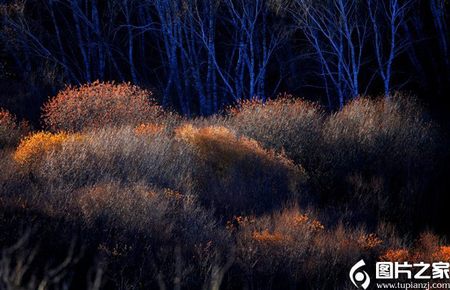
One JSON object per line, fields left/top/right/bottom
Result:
{"left": 0, "top": 83, "right": 446, "bottom": 289}
{"left": 226, "top": 94, "right": 438, "bottom": 227}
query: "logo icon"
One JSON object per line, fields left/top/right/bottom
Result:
{"left": 350, "top": 260, "right": 371, "bottom": 289}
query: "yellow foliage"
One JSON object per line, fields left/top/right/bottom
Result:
{"left": 14, "top": 132, "right": 82, "bottom": 165}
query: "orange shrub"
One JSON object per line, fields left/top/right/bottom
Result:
{"left": 224, "top": 94, "right": 439, "bottom": 229}
{"left": 42, "top": 81, "right": 163, "bottom": 132}
{"left": 29, "top": 124, "right": 305, "bottom": 215}
{"left": 380, "top": 233, "right": 449, "bottom": 263}
{"left": 78, "top": 182, "right": 164, "bottom": 231}
{"left": 234, "top": 207, "right": 374, "bottom": 287}
{"left": 380, "top": 249, "right": 410, "bottom": 262}
{"left": 14, "top": 131, "right": 82, "bottom": 165}
{"left": 273, "top": 208, "right": 325, "bottom": 233}
{"left": 410, "top": 232, "right": 441, "bottom": 262}
{"left": 307, "top": 225, "right": 368, "bottom": 284}
{"left": 175, "top": 124, "right": 307, "bottom": 214}
{"left": 175, "top": 124, "right": 283, "bottom": 166}
{"left": 0, "top": 108, "right": 30, "bottom": 148}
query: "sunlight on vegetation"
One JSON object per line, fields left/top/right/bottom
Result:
{"left": 14, "top": 131, "right": 83, "bottom": 165}
{"left": 0, "top": 84, "right": 448, "bottom": 289}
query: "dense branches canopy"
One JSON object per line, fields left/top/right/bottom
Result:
{"left": 0, "top": 0, "right": 449, "bottom": 116}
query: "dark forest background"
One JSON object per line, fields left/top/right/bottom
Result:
{"left": 1, "top": 0, "right": 449, "bottom": 123}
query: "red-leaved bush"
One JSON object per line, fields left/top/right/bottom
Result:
{"left": 42, "top": 81, "right": 163, "bottom": 131}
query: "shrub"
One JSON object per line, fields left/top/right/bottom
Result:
{"left": 233, "top": 207, "right": 323, "bottom": 288}
{"left": 379, "top": 232, "right": 450, "bottom": 263}
{"left": 0, "top": 181, "right": 232, "bottom": 290}
{"left": 14, "top": 131, "right": 82, "bottom": 166}
{"left": 0, "top": 88, "right": 448, "bottom": 290}
{"left": 77, "top": 182, "right": 223, "bottom": 244}
{"left": 433, "top": 246, "right": 450, "bottom": 261}
{"left": 28, "top": 124, "right": 306, "bottom": 216}
{"left": 226, "top": 95, "right": 324, "bottom": 168}
{"left": 225, "top": 94, "right": 438, "bottom": 228}
{"left": 324, "top": 94, "right": 435, "bottom": 175}
{"left": 175, "top": 124, "right": 284, "bottom": 166}
{"left": 321, "top": 94, "right": 438, "bottom": 225}
{"left": 357, "top": 233, "right": 383, "bottom": 250}
{"left": 77, "top": 181, "right": 233, "bottom": 290}
{"left": 0, "top": 108, "right": 29, "bottom": 149}
{"left": 233, "top": 207, "right": 385, "bottom": 289}
{"left": 0, "top": 149, "right": 32, "bottom": 208}
{"left": 34, "top": 127, "right": 188, "bottom": 192}
{"left": 42, "top": 81, "right": 164, "bottom": 131}
{"left": 175, "top": 124, "right": 307, "bottom": 214}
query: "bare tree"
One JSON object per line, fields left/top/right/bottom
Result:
{"left": 221, "top": 0, "right": 287, "bottom": 101}
{"left": 430, "top": 0, "right": 449, "bottom": 75}
{"left": 368, "top": 0, "right": 414, "bottom": 96}
{"left": 292, "top": 0, "right": 368, "bottom": 108}
{"left": 0, "top": 232, "right": 103, "bottom": 290}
